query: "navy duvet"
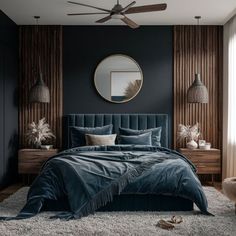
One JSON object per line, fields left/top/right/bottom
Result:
{"left": 0, "top": 145, "right": 210, "bottom": 220}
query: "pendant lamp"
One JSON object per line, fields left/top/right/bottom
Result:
{"left": 187, "top": 16, "right": 208, "bottom": 104}
{"left": 29, "top": 16, "right": 50, "bottom": 103}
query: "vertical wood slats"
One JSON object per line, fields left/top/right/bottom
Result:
{"left": 173, "top": 26, "right": 223, "bottom": 150}
{"left": 19, "top": 26, "right": 63, "bottom": 148}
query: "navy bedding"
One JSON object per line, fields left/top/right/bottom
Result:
{"left": 0, "top": 145, "right": 210, "bottom": 220}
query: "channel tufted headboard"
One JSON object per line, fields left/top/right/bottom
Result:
{"left": 63, "top": 114, "right": 169, "bottom": 149}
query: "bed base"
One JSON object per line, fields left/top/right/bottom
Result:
{"left": 42, "top": 194, "right": 193, "bottom": 212}
{"left": 98, "top": 194, "right": 193, "bottom": 211}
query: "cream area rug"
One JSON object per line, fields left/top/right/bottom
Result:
{"left": 0, "top": 187, "right": 235, "bottom": 236}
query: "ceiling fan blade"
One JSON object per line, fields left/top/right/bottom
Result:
{"left": 68, "top": 13, "right": 109, "bottom": 16}
{"left": 121, "top": 16, "right": 139, "bottom": 29}
{"left": 96, "top": 15, "right": 112, "bottom": 23}
{"left": 68, "top": 1, "right": 111, "bottom": 13}
{"left": 121, "top": 1, "right": 136, "bottom": 13}
{"left": 124, "top": 3, "right": 167, "bottom": 14}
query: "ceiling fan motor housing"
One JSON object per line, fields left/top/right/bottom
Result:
{"left": 111, "top": 3, "right": 125, "bottom": 19}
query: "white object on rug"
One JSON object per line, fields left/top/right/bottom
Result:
{"left": 0, "top": 187, "right": 235, "bottom": 236}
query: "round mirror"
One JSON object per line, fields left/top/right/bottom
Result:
{"left": 94, "top": 54, "right": 143, "bottom": 103}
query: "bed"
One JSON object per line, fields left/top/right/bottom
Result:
{"left": 0, "top": 114, "right": 210, "bottom": 221}
{"left": 64, "top": 114, "right": 192, "bottom": 212}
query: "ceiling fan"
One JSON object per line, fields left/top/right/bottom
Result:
{"left": 67, "top": 0, "right": 167, "bottom": 29}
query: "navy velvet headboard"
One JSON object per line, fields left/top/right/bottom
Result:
{"left": 64, "top": 114, "right": 168, "bottom": 149}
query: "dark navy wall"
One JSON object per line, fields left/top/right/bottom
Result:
{"left": 0, "top": 10, "right": 18, "bottom": 189}
{"left": 63, "top": 26, "right": 173, "bottom": 146}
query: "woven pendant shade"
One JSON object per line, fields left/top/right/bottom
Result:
{"left": 29, "top": 16, "right": 50, "bottom": 103}
{"left": 187, "top": 16, "right": 208, "bottom": 104}
{"left": 29, "top": 72, "right": 50, "bottom": 103}
{"left": 187, "top": 73, "right": 208, "bottom": 103}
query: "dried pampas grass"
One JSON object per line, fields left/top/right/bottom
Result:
{"left": 177, "top": 123, "right": 200, "bottom": 143}
{"left": 124, "top": 80, "right": 142, "bottom": 99}
{"left": 26, "top": 117, "right": 55, "bottom": 148}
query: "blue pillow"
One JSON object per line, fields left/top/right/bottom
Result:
{"left": 70, "top": 124, "right": 113, "bottom": 148}
{"left": 119, "top": 132, "right": 152, "bottom": 145}
{"left": 119, "top": 127, "right": 162, "bottom": 146}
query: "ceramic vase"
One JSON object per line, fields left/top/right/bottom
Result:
{"left": 186, "top": 139, "right": 198, "bottom": 149}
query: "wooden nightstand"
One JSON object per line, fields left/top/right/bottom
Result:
{"left": 179, "top": 148, "right": 221, "bottom": 183}
{"left": 18, "top": 149, "right": 58, "bottom": 175}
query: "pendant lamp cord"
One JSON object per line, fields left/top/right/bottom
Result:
{"left": 195, "top": 16, "right": 201, "bottom": 74}
{"left": 34, "top": 16, "right": 42, "bottom": 82}
{"left": 198, "top": 17, "right": 200, "bottom": 74}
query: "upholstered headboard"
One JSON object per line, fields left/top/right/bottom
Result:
{"left": 63, "top": 114, "right": 168, "bottom": 149}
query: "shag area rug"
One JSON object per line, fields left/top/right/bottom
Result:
{"left": 0, "top": 187, "right": 235, "bottom": 236}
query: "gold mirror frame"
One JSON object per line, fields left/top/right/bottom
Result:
{"left": 94, "top": 54, "right": 143, "bottom": 103}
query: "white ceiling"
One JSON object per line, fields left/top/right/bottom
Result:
{"left": 1, "top": 0, "right": 236, "bottom": 25}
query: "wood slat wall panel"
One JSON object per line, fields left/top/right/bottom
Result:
{"left": 173, "top": 26, "right": 223, "bottom": 150}
{"left": 19, "top": 26, "right": 63, "bottom": 148}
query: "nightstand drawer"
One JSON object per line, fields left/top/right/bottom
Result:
{"left": 179, "top": 148, "right": 221, "bottom": 175}
{"left": 18, "top": 149, "right": 58, "bottom": 174}
{"left": 187, "top": 154, "right": 221, "bottom": 163}
{"left": 194, "top": 163, "right": 221, "bottom": 174}
{"left": 19, "top": 152, "right": 56, "bottom": 163}
{"left": 182, "top": 151, "right": 220, "bottom": 160}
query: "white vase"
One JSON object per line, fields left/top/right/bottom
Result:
{"left": 186, "top": 140, "right": 198, "bottom": 149}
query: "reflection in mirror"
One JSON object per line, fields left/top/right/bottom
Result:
{"left": 94, "top": 54, "right": 143, "bottom": 103}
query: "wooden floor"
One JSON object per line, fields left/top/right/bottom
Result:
{"left": 205, "top": 181, "right": 222, "bottom": 192}
{"left": 0, "top": 182, "right": 222, "bottom": 203}
{"left": 0, "top": 183, "right": 24, "bottom": 202}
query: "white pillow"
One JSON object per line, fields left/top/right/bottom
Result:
{"left": 85, "top": 134, "right": 117, "bottom": 146}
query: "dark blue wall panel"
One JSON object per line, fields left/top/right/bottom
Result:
{"left": 0, "top": 10, "right": 18, "bottom": 189}
{"left": 63, "top": 26, "right": 173, "bottom": 145}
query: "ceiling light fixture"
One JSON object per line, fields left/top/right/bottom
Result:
{"left": 111, "top": 14, "right": 124, "bottom": 19}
